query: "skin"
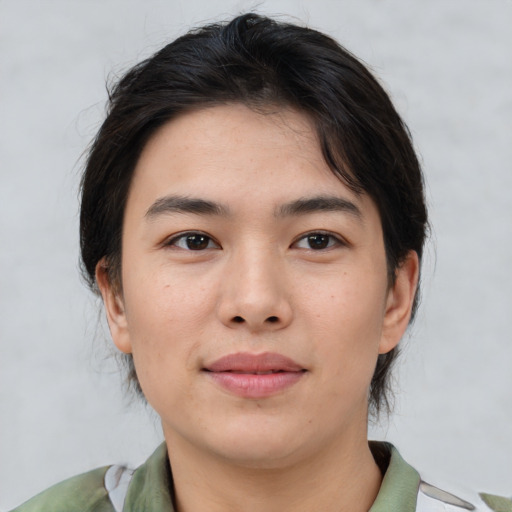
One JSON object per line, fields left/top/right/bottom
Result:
{"left": 97, "top": 104, "right": 419, "bottom": 512}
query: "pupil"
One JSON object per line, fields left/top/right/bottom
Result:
{"left": 308, "top": 234, "right": 329, "bottom": 249}
{"left": 186, "top": 235, "right": 209, "bottom": 250}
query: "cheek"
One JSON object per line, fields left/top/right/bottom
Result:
{"left": 305, "top": 268, "right": 387, "bottom": 334}
{"left": 303, "top": 270, "right": 388, "bottom": 376}
{"left": 120, "top": 268, "right": 216, "bottom": 384}
{"left": 122, "top": 282, "right": 203, "bottom": 412}
{"left": 123, "top": 261, "right": 214, "bottom": 330}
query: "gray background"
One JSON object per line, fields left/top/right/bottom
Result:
{"left": 1, "top": 0, "right": 511, "bottom": 509}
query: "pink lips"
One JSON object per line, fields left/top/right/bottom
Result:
{"left": 203, "top": 352, "right": 306, "bottom": 399}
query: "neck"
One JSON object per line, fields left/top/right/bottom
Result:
{"left": 164, "top": 428, "right": 383, "bottom": 512}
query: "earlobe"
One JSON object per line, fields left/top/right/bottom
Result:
{"left": 379, "top": 251, "right": 419, "bottom": 354}
{"left": 95, "top": 259, "right": 133, "bottom": 354}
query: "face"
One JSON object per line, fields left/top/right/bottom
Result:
{"left": 98, "top": 104, "right": 417, "bottom": 468}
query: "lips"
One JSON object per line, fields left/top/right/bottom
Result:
{"left": 205, "top": 352, "right": 305, "bottom": 373}
{"left": 203, "top": 352, "right": 306, "bottom": 398}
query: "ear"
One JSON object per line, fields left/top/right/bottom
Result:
{"left": 379, "top": 251, "right": 419, "bottom": 354}
{"left": 95, "top": 259, "right": 133, "bottom": 354}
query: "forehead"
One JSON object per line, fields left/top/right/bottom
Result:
{"left": 127, "top": 103, "right": 375, "bottom": 221}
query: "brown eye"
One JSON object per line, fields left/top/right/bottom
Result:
{"left": 168, "top": 232, "right": 219, "bottom": 250}
{"left": 185, "top": 234, "right": 211, "bottom": 250}
{"left": 307, "top": 234, "right": 330, "bottom": 249}
{"left": 293, "top": 232, "right": 343, "bottom": 250}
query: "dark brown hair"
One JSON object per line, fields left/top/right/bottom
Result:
{"left": 80, "top": 13, "right": 428, "bottom": 416}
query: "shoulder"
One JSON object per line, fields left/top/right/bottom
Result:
{"left": 373, "top": 442, "right": 511, "bottom": 512}
{"left": 9, "top": 466, "right": 114, "bottom": 512}
{"left": 8, "top": 444, "right": 172, "bottom": 512}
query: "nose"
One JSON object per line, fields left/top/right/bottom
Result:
{"left": 216, "top": 248, "right": 293, "bottom": 332}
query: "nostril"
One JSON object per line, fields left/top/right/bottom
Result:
{"left": 266, "top": 316, "right": 279, "bottom": 323}
{"left": 233, "top": 316, "right": 244, "bottom": 323}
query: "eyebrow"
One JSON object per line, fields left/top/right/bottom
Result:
{"left": 145, "top": 194, "right": 362, "bottom": 221}
{"left": 276, "top": 195, "right": 362, "bottom": 220}
{"left": 145, "top": 195, "right": 230, "bottom": 219}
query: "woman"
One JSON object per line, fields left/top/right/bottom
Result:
{"left": 11, "top": 13, "right": 508, "bottom": 512}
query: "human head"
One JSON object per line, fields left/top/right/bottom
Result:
{"left": 80, "top": 13, "right": 428, "bottom": 415}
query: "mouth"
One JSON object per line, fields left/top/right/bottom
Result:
{"left": 203, "top": 352, "right": 307, "bottom": 399}
{"left": 221, "top": 370, "right": 288, "bottom": 375}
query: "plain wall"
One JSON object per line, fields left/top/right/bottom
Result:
{"left": 1, "top": 0, "right": 511, "bottom": 509}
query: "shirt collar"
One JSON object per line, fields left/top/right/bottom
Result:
{"left": 124, "top": 443, "right": 175, "bottom": 511}
{"left": 369, "top": 441, "right": 421, "bottom": 512}
{"left": 124, "top": 441, "right": 420, "bottom": 512}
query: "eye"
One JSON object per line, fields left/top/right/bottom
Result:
{"left": 293, "top": 232, "right": 343, "bottom": 250}
{"left": 166, "top": 232, "right": 220, "bottom": 251}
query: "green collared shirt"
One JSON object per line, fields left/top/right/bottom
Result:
{"left": 12, "top": 442, "right": 504, "bottom": 511}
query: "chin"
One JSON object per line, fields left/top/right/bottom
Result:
{"left": 199, "top": 416, "right": 318, "bottom": 469}
{"left": 213, "top": 440, "right": 304, "bottom": 470}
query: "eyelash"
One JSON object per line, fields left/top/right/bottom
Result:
{"left": 164, "top": 231, "right": 345, "bottom": 251}
{"left": 292, "top": 231, "right": 346, "bottom": 251}
{"left": 165, "top": 232, "right": 220, "bottom": 251}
